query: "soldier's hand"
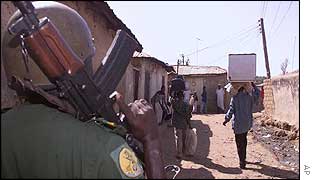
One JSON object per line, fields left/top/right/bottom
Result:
{"left": 116, "top": 93, "right": 159, "bottom": 143}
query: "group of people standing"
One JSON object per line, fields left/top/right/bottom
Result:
{"left": 151, "top": 81, "right": 261, "bottom": 169}
{"left": 182, "top": 84, "right": 226, "bottom": 115}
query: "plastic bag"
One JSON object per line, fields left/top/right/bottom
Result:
{"left": 184, "top": 128, "right": 197, "bottom": 156}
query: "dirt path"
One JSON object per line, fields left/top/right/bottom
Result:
{"left": 159, "top": 114, "right": 299, "bottom": 179}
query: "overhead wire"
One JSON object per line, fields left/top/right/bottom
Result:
{"left": 189, "top": 23, "right": 258, "bottom": 53}
{"left": 185, "top": 23, "right": 259, "bottom": 57}
{"left": 270, "top": 1, "right": 293, "bottom": 39}
{"left": 261, "top": 1, "right": 265, "bottom": 18}
{"left": 262, "top": 1, "right": 269, "bottom": 19}
{"left": 239, "top": 28, "right": 260, "bottom": 45}
{"left": 210, "top": 54, "right": 228, "bottom": 64}
{"left": 245, "top": 32, "right": 261, "bottom": 51}
{"left": 199, "top": 24, "right": 261, "bottom": 65}
{"left": 209, "top": 29, "right": 261, "bottom": 65}
{"left": 269, "top": 1, "right": 281, "bottom": 37}
{"left": 240, "top": 30, "right": 261, "bottom": 49}
{"left": 266, "top": 2, "right": 269, "bottom": 18}
{"left": 233, "top": 30, "right": 260, "bottom": 54}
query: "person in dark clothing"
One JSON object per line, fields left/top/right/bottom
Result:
{"left": 251, "top": 82, "right": 260, "bottom": 105}
{"left": 223, "top": 83, "right": 259, "bottom": 169}
{"left": 201, "top": 86, "right": 207, "bottom": 114}
{"left": 151, "top": 85, "right": 168, "bottom": 125}
{"left": 171, "top": 91, "right": 192, "bottom": 159}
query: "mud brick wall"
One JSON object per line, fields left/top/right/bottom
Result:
{"left": 263, "top": 72, "right": 299, "bottom": 127}
{"left": 263, "top": 79, "right": 275, "bottom": 116}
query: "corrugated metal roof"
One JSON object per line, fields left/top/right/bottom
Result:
{"left": 173, "top": 65, "right": 227, "bottom": 75}
{"left": 133, "top": 52, "right": 175, "bottom": 72}
{"left": 133, "top": 51, "right": 152, "bottom": 58}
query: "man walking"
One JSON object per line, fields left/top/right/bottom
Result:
{"left": 201, "top": 86, "right": 207, "bottom": 114}
{"left": 216, "top": 84, "right": 225, "bottom": 114}
{"left": 223, "top": 83, "right": 258, "bottom": 169}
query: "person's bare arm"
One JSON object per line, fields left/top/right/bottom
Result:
{"left": 116, "top": 94, "right": 166, "bottom": 179}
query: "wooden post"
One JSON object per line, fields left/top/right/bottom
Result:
{"left": 260, "top": 18, "right": 271, "bottom": 79}
{"left": 177, "top": 59, "right": 179, "bottom": 75}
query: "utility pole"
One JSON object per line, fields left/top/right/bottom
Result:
{"left": 196, "top": 37, "right": 201, "bottom": 65}
{"left": 177, "top": 59, "right": 180, "bottom": 75}
{"left": 259, "top": 18, "right": 271, "bottom": 79}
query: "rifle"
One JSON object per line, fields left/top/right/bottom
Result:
{"left": 8, "top": 1, "right": 144, "bottom": 160}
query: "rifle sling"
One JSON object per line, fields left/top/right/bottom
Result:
{"left": 9, "top": 76, "right": 77, "bottom": 116}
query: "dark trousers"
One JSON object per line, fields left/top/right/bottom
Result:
{"left": 235, "top": 131, "right": 248, "bottom": 164}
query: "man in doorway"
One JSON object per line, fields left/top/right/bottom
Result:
{"left": 201, "top": 86, "right": 207, "bottom": 114}
{"left": 216, "top": 84, "right": 225, "bottom": 114}
{"left": 151, "top": 85, "right": 168, "bottom": 125}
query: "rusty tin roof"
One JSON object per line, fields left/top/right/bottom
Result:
{"left": 172, "top": 65, "right": 227, "bottom": 76}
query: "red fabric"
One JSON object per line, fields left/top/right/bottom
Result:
{"left": 261, "top": 87, "right": 264, "bottom": 99}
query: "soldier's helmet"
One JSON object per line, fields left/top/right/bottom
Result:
{"left": 2, "top": 1, "right": 96, "bottom": 86}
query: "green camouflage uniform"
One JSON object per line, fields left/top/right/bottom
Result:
{"left": 1, "top": 104, "right": 144, "bottom": 179}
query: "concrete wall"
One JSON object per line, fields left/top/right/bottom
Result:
{"left": 263, "top": 72, "right": 299, "bottom": 127}
{"left": 184, "top": 73, "right": 228, "bottom": 113}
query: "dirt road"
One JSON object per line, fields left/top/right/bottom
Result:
{"left": 159, "top": 114, "right": 299, "bottom": 179}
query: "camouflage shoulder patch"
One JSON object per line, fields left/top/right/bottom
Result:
{"left": 110, "top": 143, "right": 144, "bottom": 179}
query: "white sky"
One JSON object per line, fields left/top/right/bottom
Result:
{"left": 107, "top": 1, "right": 299, "bottom": 77}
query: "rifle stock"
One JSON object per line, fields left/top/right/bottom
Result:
{"left": 9, "top": 1, "right": 144, "bottom": 162}
{"left": 24, "top": 18, "right": 84, "bottom": 81}
{"left": 9, "top": 1, "right": 142, "bottom": 123}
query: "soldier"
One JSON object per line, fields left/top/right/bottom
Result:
{"left": 1, "top": 1, "right": 165, "bottom": 179}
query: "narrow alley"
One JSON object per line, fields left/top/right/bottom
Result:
{"left": 159, "top": 114, "right": 299, "bottom": 179}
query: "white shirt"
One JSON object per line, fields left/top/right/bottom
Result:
{"left": 216, "top": 88, "right": 225, "bottom": 110}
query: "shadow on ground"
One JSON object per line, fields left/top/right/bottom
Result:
{"left": 161, "top": 118, "right": 240, "bottom": 179}
{"left": 245, "top": 161, "right": 299, "bottom": 179}
{"left": 181, "top": 119, "right": 242, "bottom": 176}
{"left": 160, "top": 116, "right": 299, "bottom": 179}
